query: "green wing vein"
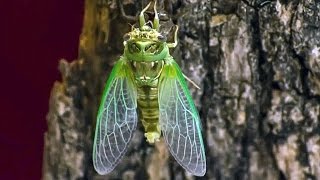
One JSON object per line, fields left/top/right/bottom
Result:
{"left": 93, "top": 60, "right": 137, "bottom": 175}
{"left": 159, "top": 61, "right": 206, "bottom": 176}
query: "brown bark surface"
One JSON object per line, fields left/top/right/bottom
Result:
{"left": 43, "top": 0, "right": 320, "bottom": 179}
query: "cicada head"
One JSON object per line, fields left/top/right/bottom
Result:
{"left": 123, "top": 2, "right": 171, "bottom": 62}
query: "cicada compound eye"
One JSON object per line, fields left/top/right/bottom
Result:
{"left": 157, "top": 34, "right": 167, "bottom": 42}
{"left": 123, "top": 33, "right": 130, "bottom": 41}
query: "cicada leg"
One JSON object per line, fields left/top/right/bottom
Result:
{"left": 167, "top": 25, "right": 179, "bottom": 48}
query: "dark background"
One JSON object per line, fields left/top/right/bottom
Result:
{"left": 0, "top": 1, "right": 84, "bottom": 179}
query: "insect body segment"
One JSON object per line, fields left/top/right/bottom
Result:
{"left": 137, "top": 85, "right": 161, "bottom": 143}
{"left": 93, "top": 2, "right": 206, "bottom": 176}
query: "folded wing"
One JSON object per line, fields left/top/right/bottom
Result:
{"left": 159, "top": 60, "right": 206, "bottom": 176}
{"left": 93, "top": 59, "right": 137, "bottom": 175}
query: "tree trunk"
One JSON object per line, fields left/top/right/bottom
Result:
{"left": 42, "top": 0, "right": 320, "bottom": 179}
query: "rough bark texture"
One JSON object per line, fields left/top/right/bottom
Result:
{"left": 42, "top": 0, "right": 320, "bottom": 179}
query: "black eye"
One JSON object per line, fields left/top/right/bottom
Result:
{"left": 123, "top": 34, "right": 130, "bottom": 41}
{"left": 145, "top": 44, "right": 158, "bottom": 53}
{"left": 158, "top": 35, "right": 167, "bottom": 42}
{"left": 129, "top": 43, "right": 140, "bottom": 53}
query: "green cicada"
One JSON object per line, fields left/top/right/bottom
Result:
{"left": 93, "top": 2, "right": 206, "bottom": 176}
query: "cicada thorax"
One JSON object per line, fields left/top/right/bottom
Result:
{"left": 129, "top": 60, "right": 164, "bottom": 85}
{"left": 121, "top": 1, "right": 178, "bottom": 144}
{"left": 125, "top": 40, "right": 166, "bottom": 144}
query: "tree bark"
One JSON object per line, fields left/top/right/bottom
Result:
{"left": 42, "top": 0, "right": 320, "bottom": 179}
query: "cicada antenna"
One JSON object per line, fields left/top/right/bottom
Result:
{"left": 139, "top": 2, "right": 151, "bottom": 28}
{"left": 153, "top": 0, "right": 160, "bottom": 31}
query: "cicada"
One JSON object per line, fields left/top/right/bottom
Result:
{"left": 93, "top": 2, "right": 206, "bottom": 176}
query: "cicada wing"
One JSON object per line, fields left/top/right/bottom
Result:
{"left": 159, "top": 60, "right": 206, "bottom": 176}
{"left": 93, "top": 58, "right": 138, "bottom": 175}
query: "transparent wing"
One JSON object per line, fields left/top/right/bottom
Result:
{"left": 93, "top": 59, "right": 137, "bottom": 175}
{"left": 159, "top": 60, "right": 206, "bottom": 176}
